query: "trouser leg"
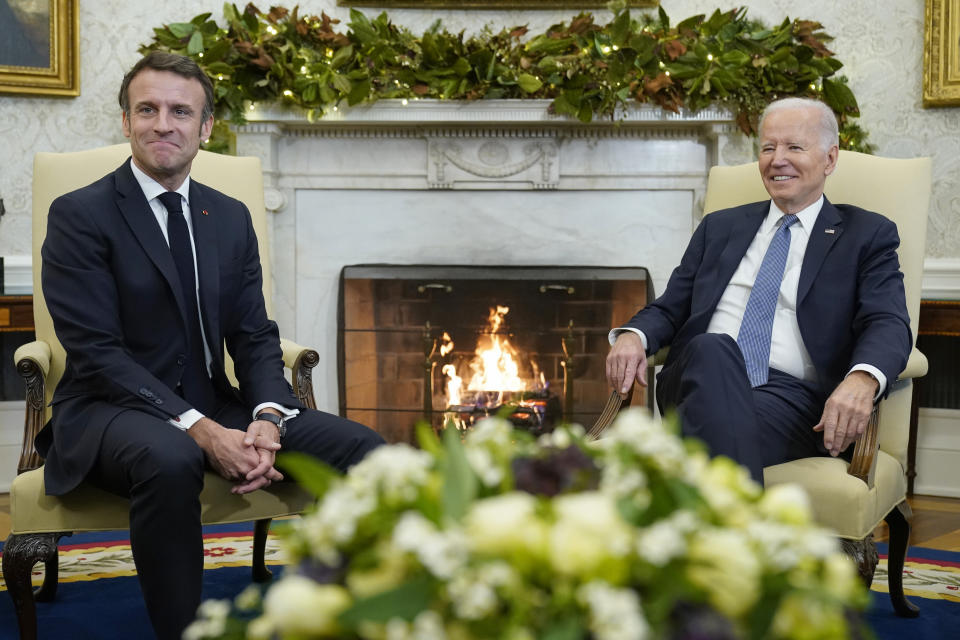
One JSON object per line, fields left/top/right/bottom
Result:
{"left": 88, "top": 410, "right": 205, "bottom": 640}
{"left": 656, "top": 333, "right": 827, "bottom": 484}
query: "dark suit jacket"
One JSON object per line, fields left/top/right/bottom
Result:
{"left": 37, "top": 158, "right": 301, "bottom": 495}
{"left": 623, "top": 197, "right": 912, "bottom": 398}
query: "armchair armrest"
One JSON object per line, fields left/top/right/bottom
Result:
{"left": 13, "top": 340, "right": 53, "bottom": 474}
{"left": 899, "top": 347, "right": 928, "bottom": 380}
{"left": 279, "top": 337, "right": 319, "bottom": 410}
{"left": 845, "top": 348, "right": 925, "bottom": 488}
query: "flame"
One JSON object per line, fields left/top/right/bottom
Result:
{"left": 442, "top": 364, "right": 462, "bottom": 406}
{"left": 439, "top": 332, "right": 454, "bottom": 357}
{"left": 467, "top": 306, "right": 526, "bottom": 393}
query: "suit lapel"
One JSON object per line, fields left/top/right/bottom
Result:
{"left": 189, "top": 180, "right": 222, "bottom": 363}
{"left": 798, "top": 197, "right": 843, "bottom": 304}
{"left": 114, "top": 160, "right": 191, "bottom": 326}
{"left": 703, "top": 202, "right": 768, "bottom": 314}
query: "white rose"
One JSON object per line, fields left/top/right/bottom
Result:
{"left": 548, "top": 492, "right": 632, "bottom": 580}
{"left": 262, "top": 575, "right": 351, "bottom": 636}
{"left": 686, "top": 528, "right": 761, "bottom": 618}
{"left": 760, "top": 483, "right": 813, "bottom": 526}
{"left": 465, "top": 492, "right": 548, "bottom": 563}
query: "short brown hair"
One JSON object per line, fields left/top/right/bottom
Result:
{"left": 118, "top": 51, "right": 214, "bottom": 122}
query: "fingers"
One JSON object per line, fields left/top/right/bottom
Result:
{"left": 606, "top": 333, "right": 648, "bottom": 397}
{"left": 232, "top": 475, "right": 272, "bottom": 495}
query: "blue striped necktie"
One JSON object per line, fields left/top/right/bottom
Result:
{"left": 737, "top": 214, "right": 800, "bottom": 387}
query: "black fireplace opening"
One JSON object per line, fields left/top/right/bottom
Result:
{"left": 338, "top": 265, "right": 653, "bottom": 444}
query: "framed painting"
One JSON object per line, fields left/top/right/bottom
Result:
{"left": 338, "top": 1, "right": 658, "bottom": 8}
{"left": 0, "top": 0, "right": 79, "bottom": 97}
{"left": 924, "top": 0, "right": 960, "bottom": 106}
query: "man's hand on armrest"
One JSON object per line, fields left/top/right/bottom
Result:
{"left": 606, "top": 332, "right": 648, "bottom": 398}
{"left": 813, "top": 371, "right": 879, "bottom": 457}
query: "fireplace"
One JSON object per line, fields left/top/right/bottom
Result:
{"left": 338, "top": 265, "right": 652, "bottom": 443}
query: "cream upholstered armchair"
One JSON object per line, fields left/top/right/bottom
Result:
{"left": 592, "top": 151, "right": 930, "bottom": 617}
{"left": 2, "top": 144, "right": 315, "bottom": 640}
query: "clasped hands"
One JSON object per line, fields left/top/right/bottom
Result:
{"left": 605, "top": 332, "right": 879, "bottom": 457}
{"left": 188, "top": 415, "right": 284, "bottom": 494}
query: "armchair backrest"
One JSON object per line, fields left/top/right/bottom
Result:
{"left": 31, "top": 144, "right": 272, "bottom": 418}
{"left": 702, "top": 150, "right": 931, "bottom": 462}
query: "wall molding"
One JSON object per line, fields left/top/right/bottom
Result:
{"left": 2, "top": 255, "right": 31, "bottom": 294}
{"left": 921, "top": 257, "right": 960, "bottom": 300}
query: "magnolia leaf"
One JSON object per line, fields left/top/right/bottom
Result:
{"left": 331, "top": 73, "right": 353, "bottom": 95}
{"left": 187, "top": 31, "right": 205, "bottom": 55}
{"left": 338, "top": 575, "right": 433, "bottom": 625}
{"left": 822, "top": 77, "right": 860, "bottom": 116}
{"left": 330, "top": 44, "right": 354, "bottom": 69}
{"left": 275, "top": 451, "right": 339, "bottom": 498}
{"left": 347, "top": 78, "right": 371, "bottom": 105}
{"left": 517, "top": 73, "right": 543, "bottom": 94}
{"left": 167, "top": 22, "right": 195, "bottom": 39}
{"left": 441, "top": 426, "right": 478, "bottom": 522}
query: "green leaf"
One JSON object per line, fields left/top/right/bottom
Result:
{"left": 441, "top": 426, "right": 477, "bottom": 521}
{"left": 167, "top": 22, "right": 195, "bottom": 39}
{"left": 347, "top": 78, "right": 371, "bottom": 105}
{"left": 275, "top": 451, "right": 339, "bottom": 497}
{"left": 542, "top": 616, "right": 587, "bottom": 640}
{"left": 187, "top": 31, "right": 204, "bottom": 56}
{"left": 331, "top": 73, "right": 353, "bottom": 95}
{"left": 338, "top": 575, "right": 433, "bottom": 626}
{"left": 330, "top": 44, "right": 354, "bottom": 70}
{"left": 822, "top": 77, "right": 859, "bottom": 116}
{"left": 517, "top": 72, "right": 543, "bottom": 94}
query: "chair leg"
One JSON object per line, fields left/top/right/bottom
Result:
{"left": 885, "top": 500, "right": 920, "bottom": 617}
{"left": 2, "top": 532, "right": 67, "bottom": 640}
{"left": 34, "top": 554, "right": 61, "bottom": 603}
{"left": 839, "top": 536, "right": 879, "bottom": 588}
{"left": 252, "top": 518, "right": 273, "bottom": 583}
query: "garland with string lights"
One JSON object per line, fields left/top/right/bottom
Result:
{"left": 143, "top": 2, "right": 872, "bottom": 153}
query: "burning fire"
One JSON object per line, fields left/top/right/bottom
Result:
{"left": 441, "top": 306, "right": 545, "bottom": 409}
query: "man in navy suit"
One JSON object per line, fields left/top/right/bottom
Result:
{"left": 606, "top": 97, "right": 911, "bottom": 484}
{"left": 38, "top": 52, "right": 383, "bottom": 639}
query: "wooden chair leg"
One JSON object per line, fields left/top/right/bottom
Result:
{"left": 885, "top": 500, "right": 920, "bottom": 618}
{"left": 839, "top": 536, "right": 879, "bottom": 588}
{"left": 2, "top": 532, "right": 67, "bottom": 640}
{"left": 252, "top": 518, "right": 273, "bottom": 583}
{"left": 34, "top": 555, "right": 60, "bottom": 603}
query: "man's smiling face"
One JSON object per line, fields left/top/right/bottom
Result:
{"left": 758, "top": 105, "right": 838, "bottom": 214}
{"left": 122, "top": 68, "right": 213, "bottom": 191}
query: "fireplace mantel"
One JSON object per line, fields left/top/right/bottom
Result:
{"left": 233, "top": 100, "right": 748, "bottom": 413}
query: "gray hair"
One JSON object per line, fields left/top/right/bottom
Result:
{"left": 758, "top": 97, "right": 839, "bottom": 152}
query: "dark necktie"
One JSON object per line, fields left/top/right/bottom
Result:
{"left": 737, "top": 215, "right": 800, "bottom": 387}
{"left": 157, "top": 191, "right": 217, "bottom": 415}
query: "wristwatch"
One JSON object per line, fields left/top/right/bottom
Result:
{"left": 255, "top": 411, "right": 287, "bottom": 441}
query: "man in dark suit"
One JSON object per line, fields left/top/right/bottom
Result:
{"left": 606, "top": 97, "right": 912, "bottom": 484}
{"left": 38, "top": 52, "right": 384, "bottom": 639}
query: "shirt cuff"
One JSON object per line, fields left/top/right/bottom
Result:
{"left": 169, "top": 408, "right": 205, "bottom": 431}
{"left": 252, "top": 402, "right": 300, "bottom": 421}
{"left": 608, "top": 327, "right": 649, "bottom": 352}
{"left": 847, "top": 364, "right": 887, "bottom": 400}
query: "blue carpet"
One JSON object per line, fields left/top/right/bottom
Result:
{"left": 1, "top": 533, "right": 957, "bottom": 639}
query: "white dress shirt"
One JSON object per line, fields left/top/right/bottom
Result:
{"left": 130, "top": 161, "right": 298, "bottom": 429}
{"left": 610, "top": 195, "right": 886, "bottom": 396}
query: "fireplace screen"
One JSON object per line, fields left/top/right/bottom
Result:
{"left": 338, "top": 265, "right": 652, "bottom": 443}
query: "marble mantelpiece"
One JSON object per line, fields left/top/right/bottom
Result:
{"left": 234, "top": 100, "right": 745, "bottom": 412}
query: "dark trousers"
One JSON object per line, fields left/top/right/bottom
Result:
{"left": 87, "top": 397, "right": 384, "bottom": 640}
{"left": 655, "top": 333, "right": 830, "bottom": 484}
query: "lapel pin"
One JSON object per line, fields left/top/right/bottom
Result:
{"left": 202, "top": 210, "right": 209, "bottom": 216}
{"left": 825, "top": 228, "right": 836, "bottom": 234}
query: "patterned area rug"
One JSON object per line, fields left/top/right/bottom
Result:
{"left": 0, "top": 532, "right": 957, "bottom": 639}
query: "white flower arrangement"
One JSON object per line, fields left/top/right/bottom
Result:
{"left": 186, "top": 409, "right": 868, "bottom": 640}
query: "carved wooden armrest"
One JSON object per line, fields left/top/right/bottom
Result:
{"left": 279, "top": 337, "right": 319, "bottom": 410}
{"left": 846, "top": 347, "right": 927, "bottom": 488}
{"left": 13, "top": 340, "right": 52, "bottom": 474}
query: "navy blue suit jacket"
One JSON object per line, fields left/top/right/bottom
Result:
{"left": 37, "top": 158, "right": 300, "bottom": 495}
{"left": 623, "top": 197, "right": 912, "bottom": 398}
